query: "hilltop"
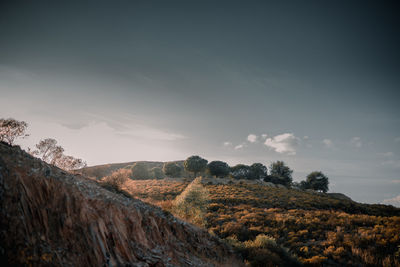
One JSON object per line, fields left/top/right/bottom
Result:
{"left": 80, "top": 160, "right": 190, "bottom": 180}
{"left": 0, "top": 143, "right": 243, "bottom": 266}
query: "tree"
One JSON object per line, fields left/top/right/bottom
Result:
{"left": 230, "top": 164, "right": 251, "bottom": 179}
{"left": 249, "top": 163, "right": 268, "bottom": 180}
{"left": 305, "top": 171, "right": 329, "bottom": 193}
{"left": 184, "top": 155, "right": 208, "bottom": 177}
{"left": 163, "top": 162, "right": 182, "bottom": 177}
{"left": 130, "top": 162, "right": 150, "bottom": 179}
{"left": 31, "top": 138, "right": 86, "bottom": 170}
{"left": 56, "top": 155, "right": 87, "bottom": 171}
{"left": 0, "top": 118, "right": 29, "bottom": 145}
{"left": 32, "top": 138, "right": 64, "bottom": 164}
{"left": 265, "top": 161, "right": 293, "bottom": 187}
{"left": 151, "top": 167, "right": 164, "bottom": 179}
{"left": 207, "top": 161, "right": 230, "bottom": 178}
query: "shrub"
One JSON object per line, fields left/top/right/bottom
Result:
{"left": 130, "top": 162, "right": 150, "bottom": 179}
{"left": 150, "top": 167, "right": 164, "bottom": 179}
{"left": 101, "top": 169, "right": 130, "bottom": 191}
{"left": 163, "top": 162, "right": 182, "bottom": 177}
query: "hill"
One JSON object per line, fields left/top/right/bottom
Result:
{"left": 80, "top": 160, "right": 190, "bottom": 179}
{"left": 124, "top": 177, "right": 400, "bottom": 266}
{"left": 0, "top": 143, "right": 243, "bottom": 266}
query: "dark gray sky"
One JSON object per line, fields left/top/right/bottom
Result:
{"left": 1, "top": 1, "right": 400, "bottom": 205}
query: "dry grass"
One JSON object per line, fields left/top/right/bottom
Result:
{"left": 123, "top": 178, "right": 190, "bottom": 204}
{"left": 116, "top": 178, "right": 400, "bottom": 266}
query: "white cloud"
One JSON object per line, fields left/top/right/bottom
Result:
{"left": 223, "top": 141, "right": 232, "bottom": 147}
{"left": 261, "top": 134, "right": 268, "bottom": 139}
{"left": 350, "top": 137, "right": 362, "bottom": 148}
{"left": 117, "top": 125, "right": 185, "bottom": 141}
{"left": 234, "top": 143, "right": 246, "bottom": 150}
{"left": 390, "top": 179, "right": 400, "bottom": 184}
{"left": 383, "top": 195, "right": 400, "bottom": 207}
{"left": 303, "top": 136, "right": 309, "bottom": 140}
{"left": 322, "top": 139, "right": 333, "bottom": 148}
{"left": 247, "top": 134, "right": 257, "bottom": 143}
{"left": 264, "top": 133, "right": 299, "bottom": 155}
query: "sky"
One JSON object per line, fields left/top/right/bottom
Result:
{"left": 1, "top": 1, "right": 400, "bottom": 206}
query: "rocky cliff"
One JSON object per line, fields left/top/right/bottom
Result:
{"left": 0, "top": 142, "right": 243, "bottom": 267}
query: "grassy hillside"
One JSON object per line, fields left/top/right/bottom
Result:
{"left": 122, "top": 177, "right": 400, "bottom": 266}
{"left": 80, "top": 160, "right": 192, "bottom": 179}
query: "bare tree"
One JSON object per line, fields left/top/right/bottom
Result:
{"left": 31, "top": 138, "right": 86, "bottom": 170}
{"left": 56, "top": 155, "right": 87, "bottom": 171}
{"left": 32, "top": 138, "right": 64, "bottom": 164}
{"left": 0, "top": 118, "right": 29, "bottom": 145}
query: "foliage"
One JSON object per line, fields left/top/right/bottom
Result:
{"left": 205, "top": 183, "right": 400, "bottom": 266}
{"left": 265, "top": 161, "right": 293, "bottom": 187}
{"left": 184, "top": 155, "right": 208, "bottom": 177}
{"left": 0, "top": 118, "right": 29, "bottom": 145}
{"left": 124, "top": 179, "right": 189, "bottom": 202}
{"left": 101, "top": 169, "right": 130, "bottom": 192}
{"left": 230, "top": 164, "right": 252, "bottom": 179}
{"left": 303, "top": 171, "right": 329, "bottom": 193}
{"left": 31, "top": 138, "right": 86, "bottom": 170}
{"left": 150, "top": 167, "right": 164, "bottom": 179}
{"left": 127, "top": 179, "right": 400, "bottom": 266}
{"left": 249, "top": 163, "right": 268, "bottom": 180}
{"left": 163, "top": 162, "right": 182, "bottom": 177}
{"left": 56, "top": 155, "right": 87, "bottom": 171}
{"left": 130, "top": 162, "right": 150, "bottom": 179}
{"left": 172, "top": 177, "right": 209, "bottom": 226}
{"left": 207, "top": 161, "right": 230, "bottom": 178}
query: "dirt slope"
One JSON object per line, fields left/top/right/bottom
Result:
{"left": 0, "top": 142, "right": 243, "bottom": 267}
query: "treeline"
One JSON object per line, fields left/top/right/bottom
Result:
{"left": 183, "top": 155, "right": 329, "bottom": 193}
{"left": 115, "top": 155, "right": 329, "bottom": 193}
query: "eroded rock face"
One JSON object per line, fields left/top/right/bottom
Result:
{"left": 0, "top": 143, "right": 243, "bottom": 267}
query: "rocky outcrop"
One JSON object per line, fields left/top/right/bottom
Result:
{"left": 0, "top": 142, "right": 243, "bottom": 267}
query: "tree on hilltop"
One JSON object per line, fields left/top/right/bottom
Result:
{"left": 184, "top": 155, "right": 208, "bottom": 177}
{"left": 31, "top": 138, "right": 86, "bottom": 170}
{"left": 249, "top": 163, "right": 268, "bottom": 180}
{"left": 0, "top": 118, "right": 29, "bottom": 145}
{"left": 265, "top": 161, "right": 293, "bottom": 187}
{"left": 207, "top": 161, "right": 230, "bottom": 178}
{"left": 163, "top": 162, "right": 182, "bottom": 177}
{"left": 230, "top": 164, "right": 251, "bottom": 179}
{"left": 303, "top": 171, "right": 329, "bottom": 193}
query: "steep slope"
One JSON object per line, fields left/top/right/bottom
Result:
{"left": 0, "top": 142, "right": 243, "bottom": 267}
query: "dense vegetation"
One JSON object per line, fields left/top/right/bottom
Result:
{"left": 124, "top": 178, "right": 400, "bottom": 266}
